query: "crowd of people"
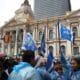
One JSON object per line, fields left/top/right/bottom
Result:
{"left": 0, "top": 49, "right": 80, "bottom": 80}
{"left": 0, "top": 33, "right": 80, "bottom": 80}
{"left": 0, "top": 54, "right": 18, "bottom": 80}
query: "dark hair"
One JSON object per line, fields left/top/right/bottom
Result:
{"left": 53, "top": 59, "right": 61, "bottom": 65}
{"left": 54, "top": 61, "right": 61, "bottom": 65}
{"left": 22, "top": 50, "right": 35, "bottom": 63}
{"left": 38, "top": 47, "right": 41, "bottom": 51}
{"left": 72, "top": 56, "right": 80, "bottom": 64}
{"left": 72, "top": 56, "right": 80, "bottom": 69}
{"left": 38, "top": 47, "right": 44, "bottom": 57}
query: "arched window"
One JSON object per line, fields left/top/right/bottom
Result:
{"left": 60, "top": 45, "right": 66, "bottom": 55}
{"left": 72, "top": 27, "right": 78, "bottom": 38}
{"left": 49, "top": 46, "right": 53, "bottom": 53}
{"left": 73, "top": 47, "right": 79, "bottom": 55}
{"left": 39, "top": 31, "right": 43, "bottom": 40}
{"left": 49, "top": 30, "right": 53, "bottom": 40}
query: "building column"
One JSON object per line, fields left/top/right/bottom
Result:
{"left": 1, "top": 40, "right": 4, "bottom": 53}
{"left": 66, "top": 41, "right": 72, "bottom": 57}
{"left": 45, "top": 25, "right": 48, "bottom": 57}
{"left": 14, "top": 29, "right": 19, "bottom": 55}
{"left": 35, "top": 26, "right": 37, "bottom": 41}
{"left": 23, "top": 28, "right": 26, "bottom": 41}
{"left": 7, "top": 43, "right": 11, "bottom": 55}
{"left": 66, "top": 26, "right": 72, "bottom": 57}
{"left": 36, "top": 24, "right": 38, "bottom": 41}
{"left": 1, "top": 32, "right": 5, "bottom": 53}
{"left": 56, "top": 23, "right": 60, "bottom": 58}
{"left": 32, "top": 28, "right": 35, "bottom": 40}
{"left": 54, "top": 43, "right": 57, "bottom": 57}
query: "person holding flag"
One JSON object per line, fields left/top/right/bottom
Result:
{"left": 35, "top": 47, "right": 44, "bottom": 68}
{"left": 35, "top": 29, "right": 52, "bottom": 80}
{"left": 59, "top": 45, "right": 80, "bottom": 80}
{"left": 50, "top": 45, "right": 70, "bottom": 80}
{"left": 35, "top": 30, "right": 46, "bottom": 68}
{"left": 8, "top": 33, "right": 42, "bottom": 80}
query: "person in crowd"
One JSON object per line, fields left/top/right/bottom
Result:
{"left": 34, "top": 46, "right": 52, "bottom": 80}
{"left": 59, "top": 50, "right": 80, "bottom": 80}
{"left": 0, "top": 62, "right": 8, "bottom": 80}
{"left": 35, "top": 47, "right": 44, "bottom": 68}
{"left": 36, "top": 59, "right": 52, "bottom": 80}
{"left": 68, "top": 56, "right": 80, "bottom": 80}
{"left": 50, "top": 51, "right": 69, "bottom": 80}
{"left": 3, "top": 57, "right": 18, "bottom": 74}
{"left": 50, "top": 60, "right": 68, "bottom": 80}
{"left": 8, "top": 50, "right": 42, "bottom": 80}
{"left": 0, "top": 55, "right": 9, "bottom": 80}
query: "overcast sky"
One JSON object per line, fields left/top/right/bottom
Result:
{"left": 0, "top": 0, "right": 80, "bottom": 26}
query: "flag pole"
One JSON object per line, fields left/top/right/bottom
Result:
{"left": 57, "top": 18, "right": 61, "bottom": 58}
{"left": 70, "top": 24, "right": 73, "bottom": 58}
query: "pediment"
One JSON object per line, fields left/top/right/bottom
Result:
{"left": 3, "top": 17, "right": 24, "bottom": 28}
{"left": 7, "top": 18, "right": 17, "bottom": 26}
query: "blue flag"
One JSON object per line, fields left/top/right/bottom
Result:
{"left": 21, "top": 33, "right": 37, "bottom": 52}
{"left": 40, "top": 32, "right": 46, "bottom": 55}
{"left": 46, "top": 52, "right": 53, "bottom": 71}
{"left": 60, "top": 24, "right": 73, "bottom": 41}
{"left": 60, "top": 52, "right": 67, "bottom": 66}
{"left": 73, "top": 32, "right": 75, "bottom": 44}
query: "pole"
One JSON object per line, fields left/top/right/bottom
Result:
{"left": 57, "top": 18, "right": 61, "bottom": 58}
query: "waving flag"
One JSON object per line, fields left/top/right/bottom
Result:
{"left": 46, "top": 52, "right": 53, "bottom": 72}
{"left": 40, "top": 31, "right": 46, "bottom": 55}
{"left": 21, "top": 33, "right": 37, "bottom": 52}
{"left": 60, "top": 24, "right": 73, "bottom": 42}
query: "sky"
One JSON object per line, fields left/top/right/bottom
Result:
{"left": 0, "top": 0, "right": 80, "bottom": 26}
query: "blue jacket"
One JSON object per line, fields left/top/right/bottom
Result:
{"left": 37, "top": 67, "right": 52, "bottom": 80}
{"left": 60, "top": 53, "right": 80, "bottom": 80}
{"left": 50, "top": 70, "right": 68, "bottom": 80}
{"left": 68, "top": 69, "right": 80, "bottom": 80}
{"left": 8, "top": 62, "right": 42, "bottom": 80}
{"left": 50, "top": 53, "right": 69, "bottom": 80}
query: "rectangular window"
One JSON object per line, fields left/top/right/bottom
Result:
{"left": 73, "top": 47, "right": 79, "bottom": 55}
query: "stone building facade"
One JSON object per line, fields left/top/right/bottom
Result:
{"left": 0, "top": 0, "right": 80, "bottom": 58}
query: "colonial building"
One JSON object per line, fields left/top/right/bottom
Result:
{"left": 0, "top": 0, "right": 80, "bottom": 58}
